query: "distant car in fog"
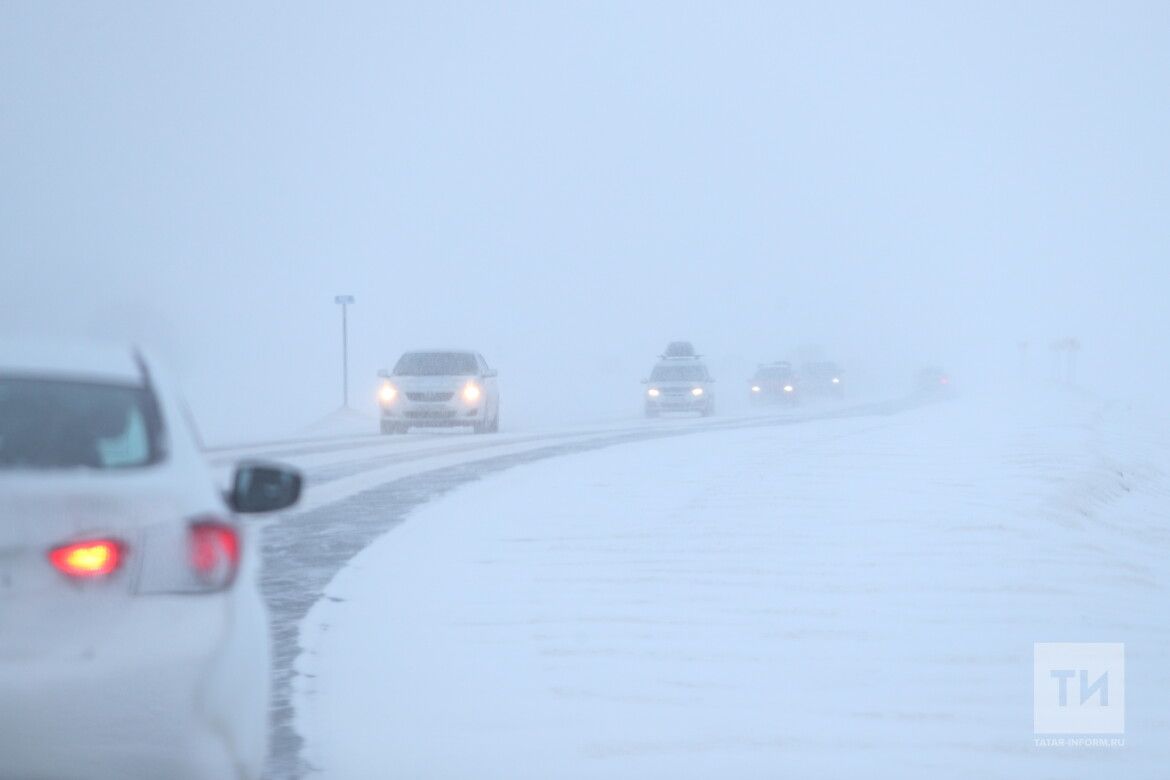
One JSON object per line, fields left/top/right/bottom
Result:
{"left": 801, "top": 361, "right": 845, "bottom": 399}
{"left": 0, "top": 342, "right": 302, "bottom": 780}
{"left": 644, "top": 356, "right": 715, "bottom": 417}
{"left": 749, "top": 362, "right": 799, "bottom": 405}
{"left": 916, "top": 365, "right": 955, "bottom": 396}
{"left": 377, "top": 350, "right": 500, "bottom": 434}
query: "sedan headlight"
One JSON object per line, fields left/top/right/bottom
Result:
{"left": 647, "top": 388, "right": 660, "bottom": 398}
{"left": 831, "top": 377, "right": 840, "bottom": 384}
{"left": 751, "top": 385, "right": 761, "bottom": 393}
{"left": 783, "top": 384, "right": 794, "bottom": 393}
{"left": 462, "top": 382, "right": 482, "bottom": 403}
{"left": 691, "top": 387, "right": 704, "bottom": 397}
{"left": 378, "top": 383, "right": 398, "bottom": 404}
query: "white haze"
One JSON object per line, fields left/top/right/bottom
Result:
{"left": 2, "top": 2, "right": 1167, "bottom": 443}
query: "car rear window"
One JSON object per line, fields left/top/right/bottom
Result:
{"left": 650, "top": 364, "right": 707, "bottom": 382}
{"left": 393, "top": 353, "right": 479, "bottom": 376}
{"left": 0, "top": 377, "right": 163, "bottom": 470}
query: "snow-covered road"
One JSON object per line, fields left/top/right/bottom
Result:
{"left": 286, "top": 391, "right": 1170, "bottom": 779}
{"left": 251, "top": 399, "right": 923, "bottom": 778}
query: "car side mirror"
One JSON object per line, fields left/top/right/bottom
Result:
{"left": 484, "top": 369, "right": 498, "bottom": 378}
{"left": 377, "top": 369, "right": 391, "bottom": 379}
{"left": 228, "top": 461, "right": 303, "bottom": 514}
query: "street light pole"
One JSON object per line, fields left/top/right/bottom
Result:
{"left": 334, "top": 295, "right": 355, "bottom": 408}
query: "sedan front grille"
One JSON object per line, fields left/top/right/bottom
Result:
{"left": 405, "top": 409, "right": 457, "bottom": 419}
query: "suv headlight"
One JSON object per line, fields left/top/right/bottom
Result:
{"left": 379, "top": 383, "right": 398, "bottom": 404}
{"left": 647, "top": 388, "right": 660, "bottom": 398}
{"left": 462, "top": 382, "right": 482, "bottom": 403}
{"left": 691, "top": 387, "right": 704, "bottom": 397}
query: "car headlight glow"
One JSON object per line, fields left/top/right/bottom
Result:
{"left": 691, "top": 387, "right": 704, "bottom": 397}
{"left": 378, "top": 383, "right": 398, "bottom": 403}
{"left": 783, "top": 384, "right": 794, "bottom": 393}
{"left": 462, "top": 382, "right": 482, "bottom": 403}
{"left": 647, "top": 387, "right": 660, "bottom": 397}
{"left": 831, "top": 377, "right": 840, "bottom": 384}
{"left": 751, "top": 385, "right": 761, "bottom": 393}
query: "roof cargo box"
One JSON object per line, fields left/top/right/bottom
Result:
{"left": 663, "top": 341, "right": 696, "bottom": 358}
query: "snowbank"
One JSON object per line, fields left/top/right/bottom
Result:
{"left": 294, "top": 390, "right": 1170, "bottom": 778}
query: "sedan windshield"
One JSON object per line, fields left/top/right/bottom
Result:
{"left": 393, "top": 352, "right": 478, "bottom": 376}
{"left": 0, "top": 377, "right": 161, "bottom": 469}
{"left": 650, "top": 364, "right": 707, "bottom": 382}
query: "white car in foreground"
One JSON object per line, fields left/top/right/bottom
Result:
{"left": 377, "top": 350, "right": 500, "bottom": 434}
{"left": 0, "top": 342, "right": 302, "bottom": 780}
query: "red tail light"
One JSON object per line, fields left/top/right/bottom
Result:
{"left": 49, "top": 539, "right": 123, "bottom": 578}
{"left": 189, "top": 519, "right": 240, "bottom": 589}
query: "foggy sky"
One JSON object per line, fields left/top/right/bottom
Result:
{"left": 2, "top": 2, "right": 1167, "bottom": 442}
